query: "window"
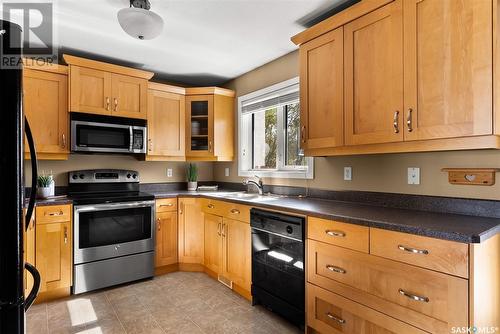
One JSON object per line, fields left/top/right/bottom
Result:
{"left": 238, "top": 77, "right": 313, "bottom": 179}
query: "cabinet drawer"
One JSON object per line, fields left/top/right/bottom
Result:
{"left": 156, "top": 198, "right": 177, "bottom": 213}
{"left": 223, "top": 202, "right": 250, "bottom": 223}
{"left": 36, "top": 204, "right": 71, "bottom": 224}
{"left": 308, "top": 217, "right": 369, "bottom": 253}
{"left": 200, "top": 198, "right": 225, "bottom": 216}
{"left": 308, "top": 240, "right": 468, "bottom": 327}
{"left": 307, "top": 283, "right": 427, "bottom": 334}
{"left": 370, "top": 228, "right": 469, "bottom": 278}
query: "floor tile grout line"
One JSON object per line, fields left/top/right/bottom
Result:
{"left": 103, "top": 290, "right": 128, "bottom": 334}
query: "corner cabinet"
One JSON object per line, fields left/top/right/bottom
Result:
{"left": 64, "top": 54, "right": 153, "bottom": 119}
{"left": 146, "top": 83, "right": 186, "bottom": 161}
{"left": 293, "top": 0, "right": 500, "bottom": 156}
{"left": 23, "top": 62, "right": 69, "bottom": 160}
{"left": 185, "top": 88, "right": 235, "bottom": 161}
{"left": 178, "top": 198, "right": 205, "bottom": 265}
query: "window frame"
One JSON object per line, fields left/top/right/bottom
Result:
{"left": 238, "top": 77, "right": 314, "bottom": 179}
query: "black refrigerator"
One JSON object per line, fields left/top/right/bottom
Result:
{"left": 0, "top": 20, "right": 41, "bottom": 334}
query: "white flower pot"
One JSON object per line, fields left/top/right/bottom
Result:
{"left": 187, "top": 181, "right": 198, "bottom": 191}
{"left": 37, "top": 187, "right": 51, "bottom": 199}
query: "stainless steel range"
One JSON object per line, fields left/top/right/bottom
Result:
{"left": 69, "top": 169, "right": 155, "bottom": 294}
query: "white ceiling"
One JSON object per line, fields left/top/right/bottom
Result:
{"left": 2, "top": 0, "right": 343, "bottom": 85}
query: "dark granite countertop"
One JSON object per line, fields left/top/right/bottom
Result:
{"left": 25, "top": 196, "right": 73, "bottom": 207}
{"left": 154, "top": 191, "right": 500, "bottom": 243}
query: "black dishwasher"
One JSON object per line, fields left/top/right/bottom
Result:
{"left": 250, "top": 208, "right": 305, "bottom": 328}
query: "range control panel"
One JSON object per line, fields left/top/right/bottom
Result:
{"left": 69, "top": 169, "right": 139, "bottom": 184}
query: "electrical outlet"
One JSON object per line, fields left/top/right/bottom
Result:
{"left": 408, "top": 167, "right": 420, "bottom": 185}
{"left": 224, "top": 167, "right": 230, "bottom": 177}
{"left": 167, "top": 168, "right": 173, "bottom": 178}
{"left": 344, "top": 167, "right": 352, "bottom": 181}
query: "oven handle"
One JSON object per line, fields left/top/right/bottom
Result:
{"left": 75, "top": 200, "right": 155, "bottom": 213}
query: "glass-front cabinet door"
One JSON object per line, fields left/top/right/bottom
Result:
{"left": 186, "top": 95, "right": 214, "bottom": 158}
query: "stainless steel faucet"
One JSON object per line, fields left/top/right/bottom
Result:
{"left": 243, "top": 175, "right": 264, "bottom": 195}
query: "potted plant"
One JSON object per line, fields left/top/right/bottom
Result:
{"left": 186, "top": 163, "right": 198, "bottom": 191}
{"left": 37, "top": 174, "right": 53, "bottom": 199}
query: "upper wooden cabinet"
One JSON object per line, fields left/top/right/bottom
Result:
{"left": 293, "top": 0, "right": 500, "bottom": 156}
{"left": 64, "top": 55, "right": 153, "bottom": 119}
{"left": 23, "top": 63, "right": 69, "bottom": 160}
{"left": 403, "top": 0, "right": 493, "bottom": 140}
{"left": 147, "top": 83, "right": 186, "bottom": 161}
{"left": 344, "top": 0, "right": 403, "bottom": 145}
{"left": 300, "top": 27, "right": 344, "bottom": 150}
{"left": 185, "top": 87, "right": 235, "bottom": 161}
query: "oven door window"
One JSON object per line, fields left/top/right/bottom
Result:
{"left": 79, "top": 207, "right": 152, "bottom": 248}
{"left": 76, "top": 124, "right": 130, "bottom": 150}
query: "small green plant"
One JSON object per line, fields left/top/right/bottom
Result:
{"left": 37, "top": 175, "right": 53, "bottom": 188}
{"left": 186, "top": 163, "right": 198, "bottom": 182}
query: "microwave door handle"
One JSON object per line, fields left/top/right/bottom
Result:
{"left": 129, "top": 127, "right": 133, "bottom": 152}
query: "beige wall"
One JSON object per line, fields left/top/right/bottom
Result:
{"left": 215, "top": 51, "right": 500, "bottom": 200}
{"left": 26, "top": 155, "right": 214, "bottom": 187}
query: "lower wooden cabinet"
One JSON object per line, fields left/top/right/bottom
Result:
{"left": 204, "top": 213, "right": 223, "bottom": 274}
{"left": 178, "top": 198, "right": 204, "bottom": 264}
{"left": 223, "top": 218, "right": 251, "bottom": 293}
{"left": 155, "top": 211, "right": 178, "bottom": 267}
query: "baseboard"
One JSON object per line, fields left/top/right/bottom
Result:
{"left": 154, "top": 263, "right": 179, "bottom": 276}
{"left": 178, "top": 263, "right": 205, "bottom": 272}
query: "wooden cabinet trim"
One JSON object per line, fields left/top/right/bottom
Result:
{"left": 63, "top": 54, "right": 154, "bottom": 79}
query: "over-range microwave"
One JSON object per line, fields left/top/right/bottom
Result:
{"left": 71, "top": 112, "right": 147, "bottom": 154}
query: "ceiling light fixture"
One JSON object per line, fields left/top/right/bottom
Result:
{"left": 117, "top": 0, "right": 164, "bottom": 40}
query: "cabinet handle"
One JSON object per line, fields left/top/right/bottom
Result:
{"left": 222, "top": 223, "right": 226, "bottom": 237}
{"left": 301, "top": 125, "right": 306, "bottom": 144}
{"left": 230, "top": 209, "right": 240, "bottom": 214}
{"left": 326, "top": 313, "right": 346, "bottom": 324}
{"left": 46, "top": 210, "right": 63, "bottom": 216}
{"left": 207, "top": 204, "right": 215, "bottom": 209}
{"left": 160, "top": 203, "right": 173, "bottom": 207}
{"left": 406, "top": 108, "right": 413, "bottom": 132}
{"left": 114, "top": 98, "right": 118, "bottom": 112}
{"left": 61, "top": 134, "right": 66, "bottom": 148}
{"left": 325, "top": 230, "right": 345, "bottom": 238}
{"left": 398, "top": 289, "right": 429, "bottom": 303}
{"left": 393, "top": 111, "right": 400, "bottom": 133}
{"left": 217, "top": 222, "right": 221, "bottom": 236}
{"left": 326, "top": 264, "right": 346, "bottom": 274}
{"left": 398, "top": 245, "right": 429, "bottom": 255}
{"left": 179, "top": 203, "right": 183, "bottom": 215}
{"left": 148, "top": 139, "right": 152, "bottom": 151}
{"left": 106, "top": 97, "right": 110, "bottom": 111}
{"left": 63, "top": 226, "right": 68, "bottom": 244}
{"left": 208, "top": 141, "right": 212, "bottom": 153}
{"left": 157, "top": 218, "right": 161, "bottom": 231}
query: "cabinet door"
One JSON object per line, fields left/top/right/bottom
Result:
{"left": 178, "top": 198, "right": 204, "bottom": 264}
{"left": 147, "top": 89, "right": 185, "bottom": 158}
{"left": 36, "top": 221, "right": 71, "bottom": 292}
{"left": 111, "top": 74, "right": 148, "bottom": 119}
{"left": 344, "top": 0, "right": 404, "bottom": 145}
{"left": 24, "top": 69, "right": 69, "bottom": 155}
{"left": 186, "top": 95, "right": 214, "bottom": 158}
{"left": 403, "top": 0, "right": 493, "bottom": 140}
{"left": 300, "top": 27, "right": 344, "bottom": 151}
{"left": 204, "top": 213, "right": 223, "bottom": 274}
{"left": 70, "top": 66, "right": 112, "bottom": 115}
{"left": 223, "top": 218, "right": 251, "bottom": 293}
{"left": 155, "top": 211, "right": 178, "bottom": 267}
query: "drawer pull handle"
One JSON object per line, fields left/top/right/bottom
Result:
{"left": 398, "top": 245, "right": 429, "bottom": 255}
{"left": 160, "top": 203, "right": 173, "bottom": 207}
{"left": 230, "top": 209, "right": 240, "bottom": 214}
{"left": 326, "top": 313, "right": 345, "bottom": 324}
{"left": 208, "top": 204, "right": 215, "bottom": 209}
{"left": 326, "top": 265, "right": 346, "bottom": 274}
{"left": 46, "top": 210, "right": 64, "bottom": 216}
{"left": 398, "top": 289, "right": 429, "bottom": 303}
{"left": 325, "top": 230, "right": 346, "bottom": 238}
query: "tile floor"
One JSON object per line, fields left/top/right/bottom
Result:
{"left": 27, "top": 271, "right": 302, "bottom": 334}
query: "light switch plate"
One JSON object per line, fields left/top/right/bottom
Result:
{"left": 344, "top": 167, "right": 352, "bottom": 181}
{"left": 408, "top": 167, "right": 420, "bottom": 185}
{"left": 225, "top": 167, "right": 230, "bottom": 177}
{"left": 167, "top": 168, "right": 173, "bottom": 178}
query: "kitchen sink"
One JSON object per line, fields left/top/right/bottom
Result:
{"left": 211, "top": 191, "right": 283, "bottom": 202}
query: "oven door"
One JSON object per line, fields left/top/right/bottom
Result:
{"left": 74, "top": 201, "right": 155, "bottom": 264}
{"left": 71, "top": 120, "right": 133, "bottom": 153}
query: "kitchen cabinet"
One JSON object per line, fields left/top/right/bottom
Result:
{"left": 402, "top": 0, "right": 493, "bottom": 140}
{"left": 344, "top": 0, "right": 403, "bottom": 145}
{"left": 299, "top": 27, "right": 344, "bottom": 150}
{"left": 204, "top": 213, "right": 223, "bottom": 274}
{"left": 178, "top": 198, "right": 204, "bottom": 265}
{"left": 64, "top": 54, "right": 153, "bottom": 119}
{"left": 185, "top": 87, "right": 235, "bottom": 161}
{"left": 222, "top": 218, "right": 251, "bottom": 293}
{"left": 35, "top": 205, "right": 72, "bottom": 295}
{"left": 147, "top": 83, "right": 186, "bottom": 160}
{"left": 155, "top": 199, "right": 178, "bottom": 268}
{"left": 23, "top": 65, "right": 69, "bottom": 160}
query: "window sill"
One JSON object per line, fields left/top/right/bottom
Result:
{"left": 238, "top": 168, "right": 313, "bottom": 180}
